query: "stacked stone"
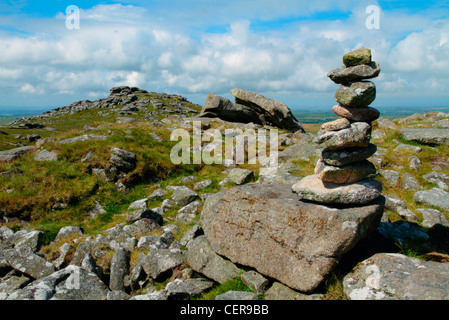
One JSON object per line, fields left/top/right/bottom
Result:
{"left": 292, "top": 47, "right": 383, "bottom": 206}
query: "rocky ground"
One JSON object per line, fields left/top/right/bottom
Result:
{"left": 0, "top": 84, "right": 449, "bottom": 300}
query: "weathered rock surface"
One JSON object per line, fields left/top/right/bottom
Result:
{"left": 165, "top": 278, "right": 214, "bottom": 300}
{"left": 400, "top": 128, "right": 449, "bottom": 146}
{"left": 34, "top": 149, "right": 58, "bottom": 161}
{"left": 320, "top": 144, "right": 377, "bottom": 167}
{"left": 0, "top": 146, "right": 35, "bottom": 162}
{"left": 198, "top": 93, "right": 260, "bottom": 124}
{"left": 343, "top": 47, "right": 372, "bottom": 67}
{"left": 315, "top": 159, "right": 377, "bottom": 184}
{"left": 231, "top": 88, "right": 305, "bottom": 132}
{"left": 292, "top": 174, "right": 382, "bottom": 205}
{"left": 200, "top": 184, "right": 384, "bottom": 292}
{"left": 332, "top": 104, "right": 380, "bottom": 122}
{"left": 316, "top": 122, "right": 371, "bottom": 151}
{"left": 414, "top": 188, "right": 449, "bottom": 211}
{"left": 59, "top": 134, "right": 107, "bottom": 144}
{"left": 4, "top": 246, "right": 56, "bottom": 280}
{"left": 343, "top": 253, "right": 449, "bottom": 300}
{"left": 328, "top": 61, "right": 380, "bottom": 84}
{"left": 7, "top": 265, "right": 110, "bottom": 300}
{"left": 334, "top": 81, "right": 376, "bottom": 107}
{"left": 186, "top": 236, "right": 243, "bottom": 284}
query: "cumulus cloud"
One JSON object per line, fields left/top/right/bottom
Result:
{"left": 0, "top": 2, "right": 448, "bottom": 109}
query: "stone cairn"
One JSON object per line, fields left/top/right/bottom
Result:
{"left": 292, "top": 47, "right": 383, "bottom": 206}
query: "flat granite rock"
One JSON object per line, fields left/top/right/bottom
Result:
{"left": 291, "top": 174, "right": 382, "bottom": 205}
{"left": 200, "top": 184, "right": 384, "bottom": 293}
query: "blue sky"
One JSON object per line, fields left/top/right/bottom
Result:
{"left": 0, "top": 0, "right": 448, "bottom": 112}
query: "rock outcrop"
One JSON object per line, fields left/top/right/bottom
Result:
{"left": 198, "top": 89, "right": 305, "bottom": 132}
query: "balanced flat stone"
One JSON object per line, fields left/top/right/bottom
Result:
{"left": 343, "top": 47, "right": 372, "bottom": 67}
{"left": 315, "top": 159, "right": 377, "bottom": 184}
{"left": 335, "top": 81, "right": 376, "bottom": 107}
{"left": 316, "top": 122, "right": 371, "bottom": 151}
{"left": 319, "top": 118, "right": 350, "bottom": 134}
{"left": 332, "top": 104, "right": 380, "bottom": 122}
{"left": 200, "top": 184, "right": 384, "bottom": 293}
{"left": 320, "top": 143, "right": 377, "bottom": 167}
{"left": 328, "top": 61, "right": 381, "bottom": 84}
{"left": 291, "top": 174, "right": 382, "bottom": 205}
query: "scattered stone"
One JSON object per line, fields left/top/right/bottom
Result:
{"left": 241, "top": 271, "right": 269, "bottom": 294}
{"left": 227, "top": 168, "right": 254, "bottom": 185}
{"left": 393, "top": 144, "right": 422, "bottom": 153}
{"left": 343, "top": 253, "right": 449, "bottom": 300}
{"left": 149, "top": 188, "right": 166, "bottom": 199}
{"left": 171, "top": 186, "right": 200, "bottom": 207}
{"left": 384, "top": 195, "right": 419, "bottom": 222}
{"left": 376, "top": 117, "right": 396, "bottom": 130}
{"left": 176, "top": 201, "right": 202, "bottom": 222}
{"left": 193, "top": 179, "right": 212, "bottom": 191}
{"left": 109, "top": 248, "right": 130, "bottom": 292}
{"left": 7, "top": 265, "right": 110, "bottom": 300}
{"left": 109, "top": 147, "right": 137, "bottom": 173}
{"left": 123, "top": 218, "right": 160, "bottom": 238}
{"left": 53, "top": 243, "right": 76, "bottom": 269}
{"left": 402, "top": 173, "right": 422, "bottom": 191}
{"left": 186, "top": 236, "right": 243, "bottom": 284}
{"left": 401, "top": 128, "right": 449, "bottom": 146}
{"left": 34, "top": 149, "right": 58, "bottom": 161}
{"left": 0, "top": 146, "right": 35, "bottom": 162}
{"left": 141, "top": 248, "right": 185, "bottom": 280}
{"left": 4, "top": 246, "right": 56, "bottom": 279}
{"left": 418, "top": 208, "right": 449, "bottom": 229}
{"left": 379, "top": 169, "right": 400, "bottom": 186}
{"left": 88, "top": 201, "right": 106, "bottom": 218}
{"left": 59, "top": 134, "right": 107, "bottom": 144}
{"left": 55, "top": 226, "right": 84, "bottom": 242}
{"left": 423, "top": 171, "right": 449, "bottom": 190}
{"left": 7, "top": 229, "right": 45, "bottom": 252}
{"left": 165, "top": 278, "right": 214, "bottom": 300}
{"left": 128, "top": 198, "right": 148, "bottom": 210}
{"left": 414, "top": 188, "right": 449, "bottom": 211}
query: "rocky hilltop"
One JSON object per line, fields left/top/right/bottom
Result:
{"left": 1, "top": 49, "right": 449, "bottom": 300}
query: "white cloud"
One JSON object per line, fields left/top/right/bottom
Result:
{"left": 0, "top": 2, "right": 448, "bottom": 109}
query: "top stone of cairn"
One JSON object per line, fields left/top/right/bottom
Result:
{"left": 343, "top": 47, "right": 372, "bottom": 67}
